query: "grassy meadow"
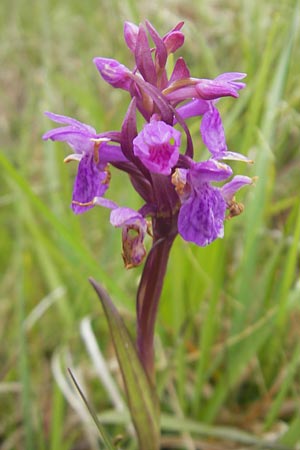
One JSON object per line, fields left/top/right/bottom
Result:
{"left": 1, "top": 0, "right": 300, "bottom": 448}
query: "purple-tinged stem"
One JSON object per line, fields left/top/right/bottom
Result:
{"left": 136, "top": 235, "right": 175, "bottom": 382}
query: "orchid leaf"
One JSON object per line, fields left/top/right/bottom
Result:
{"left": 89, "top": 278, "right": 160, "bottom": 450}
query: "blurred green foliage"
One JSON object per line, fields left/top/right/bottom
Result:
{"left": 1, "top": 0, "right": 300, "bottom": 449}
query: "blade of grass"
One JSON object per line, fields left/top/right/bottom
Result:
{"left": 261, "top": 202, "right": 300, "bottom": 382}
{"left": 240, "top": 14, "right": 281, "bottom": 155}
{"left": 261, "top": 0, "right": 300, "bottom": 148}
{"left": 68, "top": 369, "right": 116, "bottom": 450}
{"left": 0, "top": 151, "right": 131, "bottom": 307}
{"left": 234, "top": 0, "right": 299, "bottom": 331}
{"left": 22, "top": 203, "right": 75, "bottom": 329}
{"left": 192, "top": 242, "right": 225, "bottom": 416}
{"left": 15, "top": 195, "right": 34, "bottom": 450}
{"left": 50, "top": 382, "right": 66, "bottom": 450}
{"left": 80, "top": 316, "right": 127, "bottom": 413}
{"left": 276, "top": 203, "right": 300, "bottom": 330}
{"left": 51, "top": 350, "right": 100, "bottom": 448}
{"left": 280, "top": 414, "right": 300, "bottom": 448}
{"left": 264, "top": 342, "right": 300, "bottom": 429}
{"left": 202, "top": 315, "right": 272, "bottom": 422}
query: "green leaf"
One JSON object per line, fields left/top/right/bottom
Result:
{"left": 89, "top": 278, "right": 160, "bottom": 450}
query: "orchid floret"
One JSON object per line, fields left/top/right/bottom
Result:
{"left": 133, "top": 120, "right": 181, "bottom": 175}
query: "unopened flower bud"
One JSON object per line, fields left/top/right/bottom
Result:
{"left": 124, "top": 21, "right": 139, "bottom": 52}
{"left": 93, "top": 57, "right": 131, "bottom": 90}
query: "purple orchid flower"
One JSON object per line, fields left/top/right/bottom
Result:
{"left": 110, "top": 207, "right": 148, "bottom": 269}
{"left": 173, "top": 160, "right": 253, "bottom": 246}
{"left": 42, "top": 112, "right": 127, "bottom": 213}
{"left": 175, "top": 160, "right": 233, "bottom": 246}
{"left": 84, "top": 195, "right": 149, "bottom": 268}
{"left": 133, "top": 119, "right": 181, "bottom": 175}
{"left": 43, "top": 20, "right": 254, "bottom": 380}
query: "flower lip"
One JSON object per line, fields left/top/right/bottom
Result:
{"left": 133, "top": 120, "right": 181, "bottom": 175}
{"left": 178, "top": 183, "right": 226, "bottom": 247}
{"left": 71, "top": 154, "right": 110, "bottom": 214}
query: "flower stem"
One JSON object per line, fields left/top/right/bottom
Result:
{"left": 136, "top": 235, "right": 175, "bottom": 382}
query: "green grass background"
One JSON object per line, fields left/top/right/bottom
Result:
{"left": 1, "top": 0, "right": 300, "bottom": 448}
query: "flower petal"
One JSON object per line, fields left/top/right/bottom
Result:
{"left": 145, "top": 20, "right": 167, "bottom": 68}
{"left": 188, "top": 159, "right": 232, "bottom": 187}
{"left": 175, "top": 98, "right": 209, "bottom": 122}
{"left": 72, "top": 154, "right": 109, "bottom": 214}
{"left": 178, "top": 184, "right": 226, "bottom": 246}
{"left": 96, "top": 142, "right": 128, "bottom": 164}
{"left": 43, "top": 128, "right": 95, "bottom": 155}
{"left": 200, "top": 107, "right": 227, "bottom": 156}
{"left": 133, "top": 120, "right": 181, "bottom": 175}
{"left": 91, "top": 197, "right": 118, "bottom": 209}
{"left": 43, "top": 112, "right": 98, "bottom": 155}
{"left": 216, "top": 151, "right": 253, "bottom": 163}
{"left": 221, "top": 175, "right": 253, "bottom": 219}
{"left": 44, "top": 112, "right": 96, "bottom": 134}
{"left": 134, "top": 25, "right": 157, "bottom": 85}
{"left": 215, "top": 72, "right": 247, "bottom": 91}
{"left": 221, "top": 175, "right": 253, "bottom": 203}
{"left": 168, "top": 58, "right": 190, "bottom": 85}
{"left": 110, "top": 207, "right": 147, "bottom": 230}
